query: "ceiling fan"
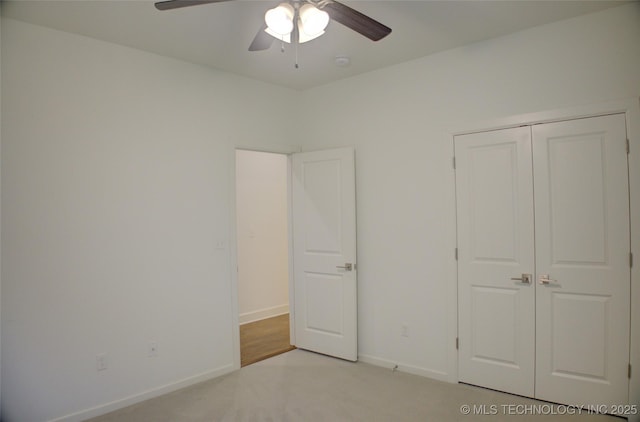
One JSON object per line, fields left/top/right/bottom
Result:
{"left": 154, "top": 0, "right": 392, "bottom": 52}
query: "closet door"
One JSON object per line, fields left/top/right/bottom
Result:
{"left": 456, "top": 127, "right": 535, "bottom": 396}
{"left": 533, "top": 114, "right": 630, "bottom": 406}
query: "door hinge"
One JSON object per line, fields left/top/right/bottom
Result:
{"left": 456, "top": 337, "right": 459, "bottom": 350}
{"left": 455, "top": 248, "right": 458, "bottom": 261}
{"left": 452, "top": 157, "right": 456, "bottom": 169}
{"left": 629, "top": 363, "right": 632, "bottom": 379}
{"left": 627, "top": 138, "right": 630, "bottom": 154}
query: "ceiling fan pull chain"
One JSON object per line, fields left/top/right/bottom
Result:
{"left": 294, "top": 14, "right": 300, "bottom": 69}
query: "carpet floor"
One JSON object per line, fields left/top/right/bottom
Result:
{"left": 87, "top": 349, "right": 619, "bottom": 421}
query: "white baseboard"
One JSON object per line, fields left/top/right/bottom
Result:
{"left": 49, "top": 364, "right": 235, "bottom": 422}
{"left": 358, "top": 354, "right": 451, "bottom": 383}
{"left": 239, "top": 304, "right": 289, "bottom": 325}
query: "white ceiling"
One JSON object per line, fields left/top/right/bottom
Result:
{"left": 2, "top": 0, "right": 630, "bottom": 90}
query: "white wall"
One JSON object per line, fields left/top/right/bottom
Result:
{"left": 0, "top": 18, "right": 296, "bottom": 422}
{"left": 235, "top": 150, "right": 289, "bottom": 324}
{"left": 298, "top": 2, "right": 640, "bottom": 381}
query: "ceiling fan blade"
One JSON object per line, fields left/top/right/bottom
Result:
{"left": 154, "top": 0, "right": 233, "bottom": 11}
{"left": 323, "top": 1, "right": 391, "bottom": 41}
{"left": 249, "top": 24, "right": 275, "bottom": 51}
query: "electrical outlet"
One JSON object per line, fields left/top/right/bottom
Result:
{"left": 148, "top": 342, "right": 158, "bottom": 357}
{"left": 96, "top": 353, "right": 108, "bottom": 371}
{"left": 401, "top": 325, "right": 409, "bottom": 338}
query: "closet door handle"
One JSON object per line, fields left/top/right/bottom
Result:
{"left": 539, "top": 274, "right": 557, "bottom": 285}
{"left": 511, "top": 274, "right": 532, "bottom": 284}
{"left": 336, "top": 263, "right": 353, "bottom": 271}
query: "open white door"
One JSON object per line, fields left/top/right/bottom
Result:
{"left": 292, "top": 147, "right": 357, "bottom": 361}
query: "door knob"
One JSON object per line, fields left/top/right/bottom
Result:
{"left": 511, "top": 273, "right": 532, "bottom": 284}
{"left": 336, "top": 263, "right": 353, "bottom": 271}
{"left": 539, "top": 274, "right": 556, "bottom": 285}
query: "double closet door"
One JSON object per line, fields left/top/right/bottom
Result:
{"left": 456, "top": 114, "right": 630, "bottom": 406}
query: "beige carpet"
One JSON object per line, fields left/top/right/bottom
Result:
{"left": 88, "top": 349, "right": 619, "bottom": 421}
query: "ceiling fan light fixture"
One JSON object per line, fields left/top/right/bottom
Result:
{"left": 265, "top": 3, "right": 295, "bottom": 36}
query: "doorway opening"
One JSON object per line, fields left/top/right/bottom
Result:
{"left": 235, "top": 149, "right": 295, "bottom": 366}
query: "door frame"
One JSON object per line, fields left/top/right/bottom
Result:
{"left": 229, "top": 143, "right": 300, "bottom": 370}
{"left": 229, "top": 144, "right": 359, "bottom": 368}
{"left": 450, "top": 98, "right": 640, "bottom": 419}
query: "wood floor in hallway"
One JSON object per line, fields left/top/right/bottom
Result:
{"left": 240, "top": 313, "right": 296, "bottom": 367}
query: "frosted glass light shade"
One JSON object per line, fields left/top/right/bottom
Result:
{"left": 265, "top": 27, "right": 292, "bottom": 43}
{"left": 298, "top": 25, "right": 324, "bottom": 43}
{"left": 299, "top": 4, "right": 329, "bottom": 36}
{"left": 265, "top": 3, "right": 295, "bottom": 36}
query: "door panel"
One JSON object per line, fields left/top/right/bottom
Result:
{"left": 456, "top": 127, "right": 536, "bottom": 397}
{"left": 550, "top": 292, "right": 609, "bottom": 379}
{"left": 471, "top": 286, "right": 520, "bottom": 366}
{"left": 533, "top": 114, "right": 630, "bottom": 406}
{"left": 292, "top": 147, "right": 357, "bottom": 361}
{"left": 302, "top": 159, "right": 342, "bottom": 254}
{"left": 305, "top": 272, "right": 343, "bottom": 335}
